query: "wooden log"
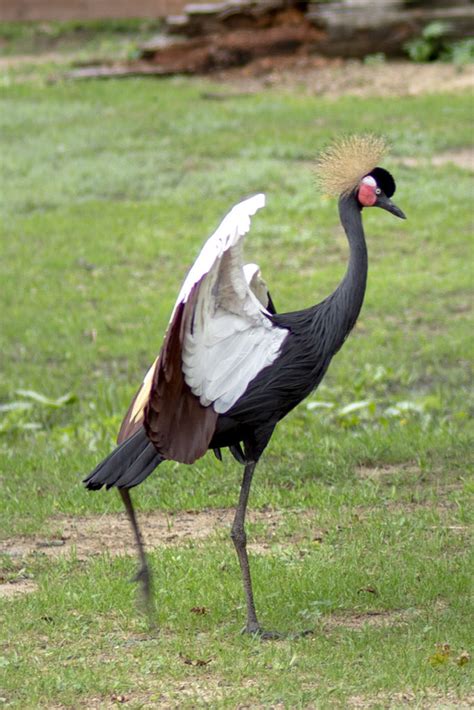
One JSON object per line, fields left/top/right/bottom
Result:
{"left": 67, "top": 21, "right": 322, "bottom": 79}
{"left": 163, "top": 0, "right": 309, "bottom": 36}
{"left": 61, "top": 0, "right": 473, "bottom": 79}
{"left": 306, "top": 1, "right": 474, "bottom": 57}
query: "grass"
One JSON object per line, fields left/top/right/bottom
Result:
{"left": 0, "top": 19, "right": 163, "bottom": 60}
{"left": 0, "top": 43, "right": 473, "bottom": 708}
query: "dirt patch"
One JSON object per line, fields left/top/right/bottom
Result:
{"left": 348, "top": 690, "right": 474, "bottom": 709}
{"left": 214, "top": 57, "right": 474, "bottom": 98}
{"left": 0, "top": 578, "right": 37, "bottom": 599}
{"left": 356, "top": 463, "right": 421, "bottom": 481}
{"left": 0, "top": 507, "right": 305, "bottom": 562}
{"left": 401, "top": 148, "right": 474, "bottom": 172}
{"left": 324, "top": 608, "right": 418, "bottom": 631}
{"left": 0, "top": 52, "right": 67, "bottom": 68}
{"left": 51, "top": 676, "right": 233, "bottom": 709}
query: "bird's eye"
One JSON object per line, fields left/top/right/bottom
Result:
{"left": 375, "top": 188, "right": 381, "bottom": 195}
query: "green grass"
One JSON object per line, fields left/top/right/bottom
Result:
{"left": 0, "top": 55, "right": 473, "bottom": 708}
{"left": 0, "top": 19, "right": 163, "bottom": 59}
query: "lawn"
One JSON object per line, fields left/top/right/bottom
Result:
{"left": 0, "top": 36, "right": 473, "bottom": 709}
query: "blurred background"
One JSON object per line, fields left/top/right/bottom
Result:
{"left": 1, "top": 0, "right": 473, "bottom": 73}
{"left": 1, "top": 2, "right": 473, "bottom": 709}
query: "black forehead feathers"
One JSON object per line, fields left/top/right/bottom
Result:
{"left": 369, "top": 167, "right": 396, "bottom": 198}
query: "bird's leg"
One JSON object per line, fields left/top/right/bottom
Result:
{"left": 231, "top": 462, "right": 259, "bottom": 633}
{"left": 119, "top": 488, "right": 155, "bottom": 625}
{"left": 231, "top": 462, "right": 279, "bottom": 638}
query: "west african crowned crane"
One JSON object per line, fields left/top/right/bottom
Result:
{"left": 84, "top": 135, "right": 406, "bottom": 637}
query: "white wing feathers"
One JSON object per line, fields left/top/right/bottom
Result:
{"left": 173, "top": 194, "right": 263, "bottom": 313}
{"left": 178, "top": 194, "right": 288, "bottom": 414}
{"left": 243, "top": 263, "right": 271, "bottom": 309}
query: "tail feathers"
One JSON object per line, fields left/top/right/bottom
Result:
{"left": 83, "top": 427, "right": 164, "bottom": 490}
{"left": 113, "top": 441, "right": 160, "bottom": 488}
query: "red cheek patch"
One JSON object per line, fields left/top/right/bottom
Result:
{"left": 358, "top": 183, "right": 377, "bottom": 206}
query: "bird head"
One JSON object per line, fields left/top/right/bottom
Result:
{"left": 357, "top": 167, "right": 406, "bottom": 219}
{"left": 315, "top": 135, "right": 406, "bottom": 219}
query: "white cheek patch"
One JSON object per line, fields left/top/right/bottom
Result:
{"left": 362, "top": 175, "right": 377, "bottom": 187}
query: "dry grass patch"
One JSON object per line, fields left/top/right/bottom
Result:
{"left": 215, "top": 59, "right": 474, "bottom": 98}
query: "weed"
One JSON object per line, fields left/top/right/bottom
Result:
{"left": 405, "top": 22, "right": 474, "bottom": 64}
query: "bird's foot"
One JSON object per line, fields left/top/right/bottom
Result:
{"left": 132, "top": 563, "right": 151, "bottom": 590}
{"left": 241, "top": 622, "right": 284, "bottom": 640}
{"left": 287, "top": 629, "right": 314, "bottom": 640}
{"left": 131, "top": 565, "right": 156, "bottom": 628}
{"left": 256, "top": 629, "right": 284, "bottom": 641}
{"left": 242, "top": 623, "right": 313, "bottom": 641}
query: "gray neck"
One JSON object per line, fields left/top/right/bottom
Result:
{"left": 276, "top": 193, "right": 368, "bottom": 351}
{"left": 329, "top": 193, "right": 368, "bottom": 340}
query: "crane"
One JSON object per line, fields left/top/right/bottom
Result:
{"left": 84, "top": 135, "right": 406, "bottom": 638}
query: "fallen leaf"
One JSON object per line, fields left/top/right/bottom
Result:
{"left": 190, "top": 606, "right": 208, "bottom": 615}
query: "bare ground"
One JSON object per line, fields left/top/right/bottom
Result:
{"left": 400, "top": 149, "right": 474, "bottom": 171}
{"left": 0, "top": 578, "right": 37, "bottom": 598}
{"left": 1, "top": 491, "right": 465, "bottom": 600}
{"left": 54, "top": 679, "right": 474, "bottom": 710}
{"left": 348, "top": 690, "right": 474, "bottom": 709}
{"left": 3, "top": 488, "right": 461, "bottom": 568}
{"left": 0, "top": 507, "right": 318, "bottom": 563}
{"left": 356, "top": 462, "right": 422, "bottom": 481}
{"left": 0, "top": 508, "right": 289, "bottom": 598}
{"left": 50, "top": 676, "right": 234, "bottom": 710}
{"left": 213, "top": 56, "right": 474, "bottom": 98}
{"left": 323, "top": 608, "right": 419, "bottom": 631}
{"left": 0, "top": 52, "right": 68, "bottom": 67}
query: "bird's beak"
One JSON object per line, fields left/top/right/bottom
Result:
{"left": 377, "top": 193, "right": 406, "bottom": 220}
